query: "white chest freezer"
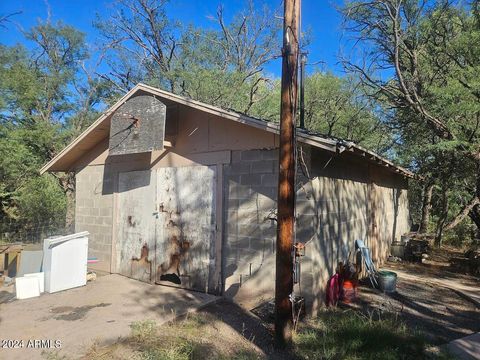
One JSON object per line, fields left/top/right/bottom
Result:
{"left": 43, "top": 231, "right": 89, "bottom": 293}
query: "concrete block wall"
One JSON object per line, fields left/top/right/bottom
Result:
{"left": 299, "top": 176, "right": 370, "bottom": 312}
{"left": 299, "top": 150, "right": 410, "bottom": 313}
{"left": 72, "top": 145, "right": 409, "bottom": 315}
{"left": 223, "top": 148, "right": 278, "bottom": 306}
{"left": 223, "top": 146, "right": 410, "bottom": 314}
{"left": 75, "top": 165, "right": 114, "bottom": 273}
{"left": 222, "top": 145, "right": 328, "bottom": 310}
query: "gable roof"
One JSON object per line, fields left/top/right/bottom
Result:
{"left": 40, "top": 83, "right": 414, "bottom": 178}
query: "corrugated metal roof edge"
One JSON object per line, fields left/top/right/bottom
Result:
{"left": 40, "top": 83, "right": 415, "bottom": 178}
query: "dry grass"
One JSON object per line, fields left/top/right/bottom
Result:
{"left": 77, "top": 305, "right": 454, "bottom": 360}
{"left": 83, "top": 314, "right": 263, "bottom": 360}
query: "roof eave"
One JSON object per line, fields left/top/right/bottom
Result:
{"left": 40, "top": 82, "right": 414, "bottom": 179}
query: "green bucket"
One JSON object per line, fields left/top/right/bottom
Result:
{"left": 377, "top": 270, "right": 397, "bottom": 293}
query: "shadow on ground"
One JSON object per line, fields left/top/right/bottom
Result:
{"left": 202, "top": 300, "right": 298, "bottom": 360}
{"left": 350, "top": 274, "right": 480, "bottom": 344}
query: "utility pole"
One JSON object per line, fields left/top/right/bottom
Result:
{"left": 275, "top": 0, "right": 300, "bottom": 348}
{"left": 299, "top": 53, "right": 307, "bottom": 129}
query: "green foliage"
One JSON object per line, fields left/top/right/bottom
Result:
{"left": 0, "top": 19, "right": 101, "bottom": 235}
{"left": 95, "top": 0, "right": 282, "bottom": 115}
{"left": 407, "top": 179, "right": 424, "bottom": 228}
{"left": 15, "top": 175, "right": 67, "bottom": 224}
{"left": 237, "top": 71, "right": 392, "bottom": 153}
{"left": 303, "top": 73, "right": 392, "bottom": 153}
{"left": 95, "top": 0, "right": 390, "bottom": 153}
{"left": 444, "top": 220, "right": 476, "bottom": 248}
{"left": 130, "top": 320, "right": 158, "bottom": 341}
{"left": 343, "top": 0, "right": 480, "bottom": 244}
{"left": 141, "top": 342, "right": 195, "bottom": 360}
{"left": 0, "top": 121, "right": 64, "bottom": 221}
{"left": 0, "top": 45, "right": 40, "bottom": 117}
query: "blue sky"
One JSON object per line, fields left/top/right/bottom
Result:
{"left": 0, "top": 0, "right": 347, "bottom": 77}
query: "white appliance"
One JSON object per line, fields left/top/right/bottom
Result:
{"left": 43, "top": 232, "right": 89, "bottom": 293}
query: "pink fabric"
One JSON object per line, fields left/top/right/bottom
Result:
{"left": 326, "top": 273, "right": 341, "bottom": 306}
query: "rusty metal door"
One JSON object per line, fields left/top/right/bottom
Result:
{"left": 154, "top": 166, "right": 216, "bottom": 292}
{"left": 116, "top": 170, "right": 157, "bottom": 282}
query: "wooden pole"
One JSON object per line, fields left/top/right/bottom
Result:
{"left": 275, "top": 0, "right": 300, "bottom": 348}
{"left": 299, "top": 53, "right": 306, "bottom": 129}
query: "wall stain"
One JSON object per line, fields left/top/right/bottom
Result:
{"left": 131, "top": 243, "right": 152, "bottom": 282}
{"left": 157, "top": 235, "right": 190, "bottom": 285}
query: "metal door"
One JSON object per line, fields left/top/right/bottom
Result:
{"left": 154, "top": 166, "right": 216, "bottom": 292}
{"left": 116, "top": 170, "right": 156, "bottom": 282}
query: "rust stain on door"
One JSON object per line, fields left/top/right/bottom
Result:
{"left": 116, "top": 167, "right": 216, "bottom": 291}
{"left": 157, "top": 235, "right": 190, "bottom": 284}
{"left": 131, "top": 243, "right": 152, "bottom": 282}
{"left": 155, "top": 166, "right": 216, "bottom": 292}
{"left": 117, "top": 170, "right": 156, "bottom": 282}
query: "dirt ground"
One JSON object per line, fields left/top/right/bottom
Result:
{"left": 201, "top": 300, "right": 289, "bottom": 359}
{"left": 391, "top": 245, "right": 479, "bottom": 283}
{"left": 84, "top": 299, "right": 293, "bottom": 360}
{"left": 0, "top": 274, "right": 218, "bottom": 360}
{"left": 203, "top": 246, "right": 480, "bottom": 355}
{"left": 3, "top": 247, "right": 478, "bottom": 359}
{"left": 341, "top": 246, "right": 480, "bottom": 345}
{"left": 351, "top": 269, "right": 480, "bottom": 344}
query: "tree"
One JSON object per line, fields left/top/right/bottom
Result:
{"left": 95, "top": 0, "right": 281, "bottom": 113}
{"left": 303, "top": 73, "right": 392, "bottom": 153}
{"left": 0, "top": 19, "right": 106, "bottom": 235}
{"left": 342, "top": 0, "right": 480, "bottom": 246}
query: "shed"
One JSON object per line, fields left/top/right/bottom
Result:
{"left": 41, "top": 83, "right": 412, "bottom": 312}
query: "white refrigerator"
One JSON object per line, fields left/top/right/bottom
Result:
{"left": 43, "top": 231, "right": 89, "bottom": 293}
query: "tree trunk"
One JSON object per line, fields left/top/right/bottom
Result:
{"left": 435, "top": 188, "right": 449, "bottom": 248}
{"left": 419, "top": 182, "right": 433, "bottom": 233}
{"left": 65, "top": 188, "right": 75, "bottom": 232}
{"left": 475, "top": 155, "right": 480, "bottom": 240}
{"left": 56, "top": 172, "right": 76, "bottom": 232}
{"left": 444, "top": 197, "right": 480, "bottom": 231}
{"left": 469, "top": 204, "right": 480, "bottom": 240}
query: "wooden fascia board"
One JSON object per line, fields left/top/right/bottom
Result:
{"left": 40, "top": 82, "right": 413, "bottom": 178}
{"left": 350, "top": 146, "right": 414, "bottom": 178}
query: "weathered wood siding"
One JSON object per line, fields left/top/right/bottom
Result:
{"left": 109, "top": 95, "right": 166, "bottom": 155}
{"left": 116, "top": 170, "right": 156, "bottom": 282}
